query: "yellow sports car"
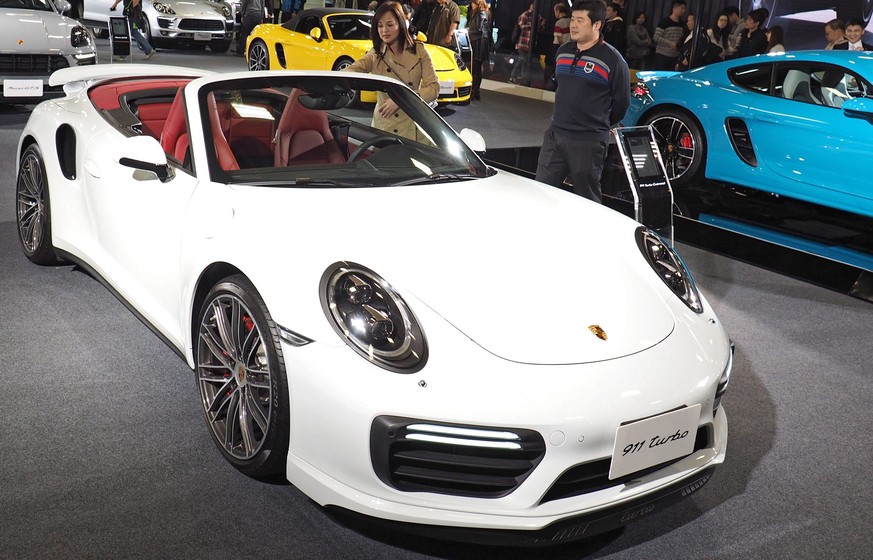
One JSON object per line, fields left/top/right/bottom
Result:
{"left": 246, "top": 8, "right": 472, "bottom": 104}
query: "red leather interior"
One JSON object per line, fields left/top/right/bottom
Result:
{"left": 137, "top": 102, "right": 173, "bottom": 140}
{"left": 160, "top": 88, "right": 188, "bottom": 161}
{"left": 207, "top": 94, "right": 239, "bottom": 171}
{"left": 89, "top": 79, "right": 191, "bottom": 111}
{"left": 274, "top": 89, "right": 346, "bottom": 166}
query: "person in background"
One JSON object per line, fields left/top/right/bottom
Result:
{"left": 535, "top": 0, "right": 629, "bottom": 204}
{"left": 548, "top": 3, "right": 571, "bottom": 86}
{"left": 837, "top": 19, "right": 873, "bottom": 50}
{"left": 737, "top": 8, "right": 768, "bottom": 57}
{"left": 411, "top": 0, "right": 436, "bottom": 38}
{"left": 426, "top": 0, "right": 460, "bottom": 48}
{"left": 509, "top": 2, "right": 545, "bottom": 85}
{"left": 706, "top": 12, "right": 730, "bottom": 61}
{"left": 343, "top": 1, "right": 439, "bottom": 141}
{"left": 723, "top": 5, "right": 744, "bottom": 58}
{"left": 109, "top": 0, "right": 155, "bottom": 60}
{"left": 466, "top": 0, "right": 493, "bottom": 100}
{"left": 602, "top": 2, "right": 625, "bottom": 55}
{"left": 652, "top": 0, "right": 686, "bottom": 70}
{"left": 625, "top": 10, "right": 651, "bottom": 70}
{"left": 824, "top": 19, "right": 848, "bottom": 49}
{"left": 676, "top": 12, "right": 699, "bottom": 70}
{"left": 766, "top": 25, "right": 785, "bottom": 53}
{"left": 237, "top": 0, "right": 266, "bottom": 55}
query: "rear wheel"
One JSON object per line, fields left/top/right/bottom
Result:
{"left": 248, "top": 39, "right": 269, "bottom": 70}
{"left": 195, "top": 275, "right": 289, "bottom": 477}
{"left": 16, "top": 144, "right": 60, "bottom": 265}
{"left": 642, "top": 108, "right": 706, "bottom": 188}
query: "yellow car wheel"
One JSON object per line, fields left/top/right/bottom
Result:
{"left": 249, "top": 40, "right": 270, "bottom": 71}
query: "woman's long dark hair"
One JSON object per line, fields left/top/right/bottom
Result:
{"left": 709, "top": 15, "right": 730, "bottom": 50}
{"left": 372, "top": 1, "right": 415, "bottom": 53}
{"left": 767, "top": 25, "right": 784, "bottom": 50}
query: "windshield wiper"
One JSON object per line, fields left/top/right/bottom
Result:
{"left": 240, "top": 178, "right": 342, "bottom": 187}
{"left": 391, "top": 173, "right": 477, "bottom": 186}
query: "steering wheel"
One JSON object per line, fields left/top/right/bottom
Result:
{"left": 347, "top": 135, "right": 405, "bottom": 163}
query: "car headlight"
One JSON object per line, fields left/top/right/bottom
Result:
{"left": 221, "top": 5, "right": 231, "bottom": 17}
{"left": 454, "top": 53, "right": 467, "bottom": 71}
{"left": 320, "top": 262, "right": 428, "bottom": 373}
{"left": 153, "top": 2, "right": 176, "bottom": 14}
{"left": 636, "top": 227, "right": 703, "bottom": 313}
{"left": 713, "top": 342, "right": 734, "bottom": 412}
{"left": 71, "top": 25, "right": 93, "bottom": 48}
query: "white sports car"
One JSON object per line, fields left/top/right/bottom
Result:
{"left": 16, "top": 66, "right": 731, "bottom": 545}
{"left": 0, "top": 0, "right": 96, "bottom": 102}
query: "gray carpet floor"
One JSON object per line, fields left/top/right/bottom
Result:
{"left": 1, "top": 93, "right": 871, "bottom": 559}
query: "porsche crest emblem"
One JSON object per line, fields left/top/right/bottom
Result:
{"left": 237, "top": 365, "right": 246, "bottom": 384}
{"left": 583, "top": 61, "right": 595, "bottom": 74}
{"left": 588, "top": 325, "right": 608, "bottom": 341}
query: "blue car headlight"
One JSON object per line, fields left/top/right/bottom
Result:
{"left": 320, "top": 262, "right": 428, "bottom": 373}
{"left": 71, "top": 25, "right": 93, "bottom": 48}
{"left": 636, "top": 227, "right": 703, "bottom": 313}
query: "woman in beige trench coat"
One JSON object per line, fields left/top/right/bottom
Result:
{"left": 344, "top": 1, "right": 440, "bottom": 141}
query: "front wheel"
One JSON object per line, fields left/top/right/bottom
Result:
{"left": 210, "top": 40, "right": 231, "bottom": 54}
{"left": 17, "top": 144, "right": 60, "bottom": 265}
{"left": 642, "top": 108, "right": 706, "bottom": 188}
{"left": 248, "top": 39, "right": 269, "bottom": 70}
{"left": 195, "top": 275, "right": 290, "bottom": 477}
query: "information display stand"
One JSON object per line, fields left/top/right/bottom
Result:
{"left": 109, "top": 16, "right": 131, "bottom": 62}
{"left": 610, "top": 126, "right": 675, "bottom": 244}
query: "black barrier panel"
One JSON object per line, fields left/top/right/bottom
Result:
{"left": 110, "top": 16, "right": 131, "bottom": 58}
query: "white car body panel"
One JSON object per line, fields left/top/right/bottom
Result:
{"left": 17, "top": 67, "right": 731, "bottom": 541}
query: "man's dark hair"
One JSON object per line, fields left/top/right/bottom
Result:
{"left": 826, "top": 18, "right": 846, "bottom": 32}
{"left": 747, "top": 8, "right": 768, "bottom": 25}
{"left": 571, "top": 0, "right": 607, "bottom": 26}
{"left": 846, "top": 18, "right": 865, "bottom": 29}
{"left": 722, "top": 5, "right": 739, "bottom": 17}
{"left": 672, "top": 0, "right": 687, "bottom": 8}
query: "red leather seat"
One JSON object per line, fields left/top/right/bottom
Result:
{"left": 207, "top": 94, "right": 239, "bottom": 171}
{"left": 274, "top": 89, "right": 346, "bottom": 166}
{"left": 160, "top": 88, "right": 189, "bottom": 161}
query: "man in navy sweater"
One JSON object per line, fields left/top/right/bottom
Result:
{"left": 535, "top": 0, "right": 630, "bottom": 203}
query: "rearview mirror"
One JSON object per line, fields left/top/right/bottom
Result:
{"left": 310, "top": 27, "right": 322, "bottom": 42}
{"left": 114, "top": 136, "right": 174, "bottom": 183}
{"left": 459, "top": 128, "right": 486, "bottom": 152}
{"left": 842, "top": 98, "right": 873, "bottom": 123}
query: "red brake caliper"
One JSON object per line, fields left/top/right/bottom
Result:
{"left": 679, "top": 133, "right": 693, "bottom": 149}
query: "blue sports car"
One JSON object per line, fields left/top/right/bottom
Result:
{"left": 623, "top": 50, "right": 873, "bottom": 220}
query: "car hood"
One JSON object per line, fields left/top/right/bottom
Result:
{"left": 424, "top": 44, "right": 462, "bottom": 72}
{"left": 0, "top": 10, "right": 73, "bottom": 51}
{"left": 237, "top": 172, "right": 675, "bottom": 365}
{"left": 146, "top": 0, "right": 228, "bottom": 18}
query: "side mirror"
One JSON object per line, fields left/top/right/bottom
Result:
{"left": 842, "top": 97, "right": 873, "bottom": 123}
{"left": 416, "top": 31, "right": 427, "bottom": 42}
{"left": 114, "top": 136, "right": 174, "bottom": 183}
{"left": 310, "top": 27, "right": 322, "bottom": 42}
{"left": 459, "top": 128, "right": 486, "bottom": 152}
{"left": 55, "top": 0, "right": 71, "bottom": 13}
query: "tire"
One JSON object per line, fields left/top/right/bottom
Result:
{"left": 642, "top": 108, "right": 706, "bottom": 188}
{"left": 195, "top": 275, "right": 289, "bottom": 478}
{"left": 248, "top": 39, "right": 269, "bottom": 70}
{"left": 210, "top": 40, "right": 231, "bottom": 53}
{"left": 16, "top": 144, "right": 60, "bottom": 265}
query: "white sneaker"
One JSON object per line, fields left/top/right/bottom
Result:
{"left": 145, "top": 50, "right": 155, "bottom": 60}
{"left": 113, "top": 55, "right": 124, "bottom": 62}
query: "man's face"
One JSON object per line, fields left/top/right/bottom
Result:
{"left": 606, "top": 6, "right": 616, "bottom": 20}
{"left": 569, "top": 9, "right": 601, "bottom": 44}
{"left": 672, "top": 4, "right": 686, "bottom": 18}
{"left": 746, "top": 16, "right": 759, "bottom": 31}
{"left": 825, "top": 25, "right": 844, "bottom": 43}
{"left": 846, "top": 24, "right": 864, "bottom": 43}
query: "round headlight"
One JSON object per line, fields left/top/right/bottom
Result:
{"left": 71, "top": 26, "right": 93, "bottom": 48}
{"left": 320, "top": 262, "right": 428, "bottom": 373}
{"left": 636, "top": 227, "right": 703, "bottom": 313}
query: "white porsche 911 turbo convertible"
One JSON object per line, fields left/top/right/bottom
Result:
{"left": 16, "top": 65, "right": 731, "bottom": 545}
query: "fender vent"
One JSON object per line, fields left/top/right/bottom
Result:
{"left": 726, "top": 118, "right": 757, "bottom": 167}
{"left": 371, "top": 416, "right": 546, "bottom": 498}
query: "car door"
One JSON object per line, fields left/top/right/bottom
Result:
{"left": 81, "top": 120, "right": 200, "bottom": 347}
{"left": 741, "top": 61, "right": 873, "bottom": 214}
{"left": 281, "top": 14, "right": 330, "bottom": 70}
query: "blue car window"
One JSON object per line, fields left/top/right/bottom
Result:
{"left": 729, "top": 64, "right": 772, "bottom": 95}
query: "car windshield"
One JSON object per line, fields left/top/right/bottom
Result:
{"left": 0, "top": 0, "right": 56, "bottom": 11}
{"left": 198, "top": 74, "right": 491, "bottom": 187}
{"left": 326, "top": 14, "right": 372, "bottom": 41}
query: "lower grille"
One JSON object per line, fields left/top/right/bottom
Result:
{"left": 371, "top": 416, "right": 546, "bottom": 498}
{"left": 540, "top": 425, "right": 711, "bottom": 504}
{"left": 0, "top": 54, "right": 69, "bottom": 75}
{"left": 178, "top": 19, "right": 224, "bottom": 32}
{"left": 440, "top": 86, "right": 471, "bottom": 99}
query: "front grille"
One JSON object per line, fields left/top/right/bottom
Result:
{"left": 0, "top": 54, "right": 69, "bottom": 75}
{"left": 439, "top": 86, "right": 471, "bottom": 99}
{"left": 371, "top": 416, "right": 546, "bottom": 498}
{"left": 540, "top": 425, "right": 711, "bottom": 504}
{"left": 178, "top": 19, "right": 224, "bottom": 32}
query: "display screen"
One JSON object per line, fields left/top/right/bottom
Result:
{"left": 111, "top": 18, "right": 128, "bottom": 36}
{"left": 626, "top": 135, "right": 660, "bottom": 178}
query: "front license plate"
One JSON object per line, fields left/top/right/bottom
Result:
{"left": 438, "top": 80, "right": 454, "bottom": 95}
{"left": 609, "top": 404, "right": 700, "bottom": 480}
{"left": 194, "top": 32, "right": 212, "bottom": 41}
{"left": 4, "top": 79, "right": 42, "bottom": 98}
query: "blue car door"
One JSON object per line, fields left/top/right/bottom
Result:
{"left": 742, "top": 61, "right": 873, "bottom": 216}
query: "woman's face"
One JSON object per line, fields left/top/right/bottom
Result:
{"left": 378, "top": 12, "right": 402, "bottom": 46}
{"left": 717, "top": 15, "right": 727, "bottom": 29}
{"left": 636, "top": 13, "right": 645, "bottom": 26}
{"left": 687, "top": 15, "right": 695, "bottom": 30}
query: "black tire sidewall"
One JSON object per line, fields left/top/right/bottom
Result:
{"left": 196, "top": 274, "right": 290, "bottom": 478}
{"left": 17, "top": 144, "right": 59, "bottom": 265}
{"left": 644, "top": 108, "right": 706, "bottom": 187}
